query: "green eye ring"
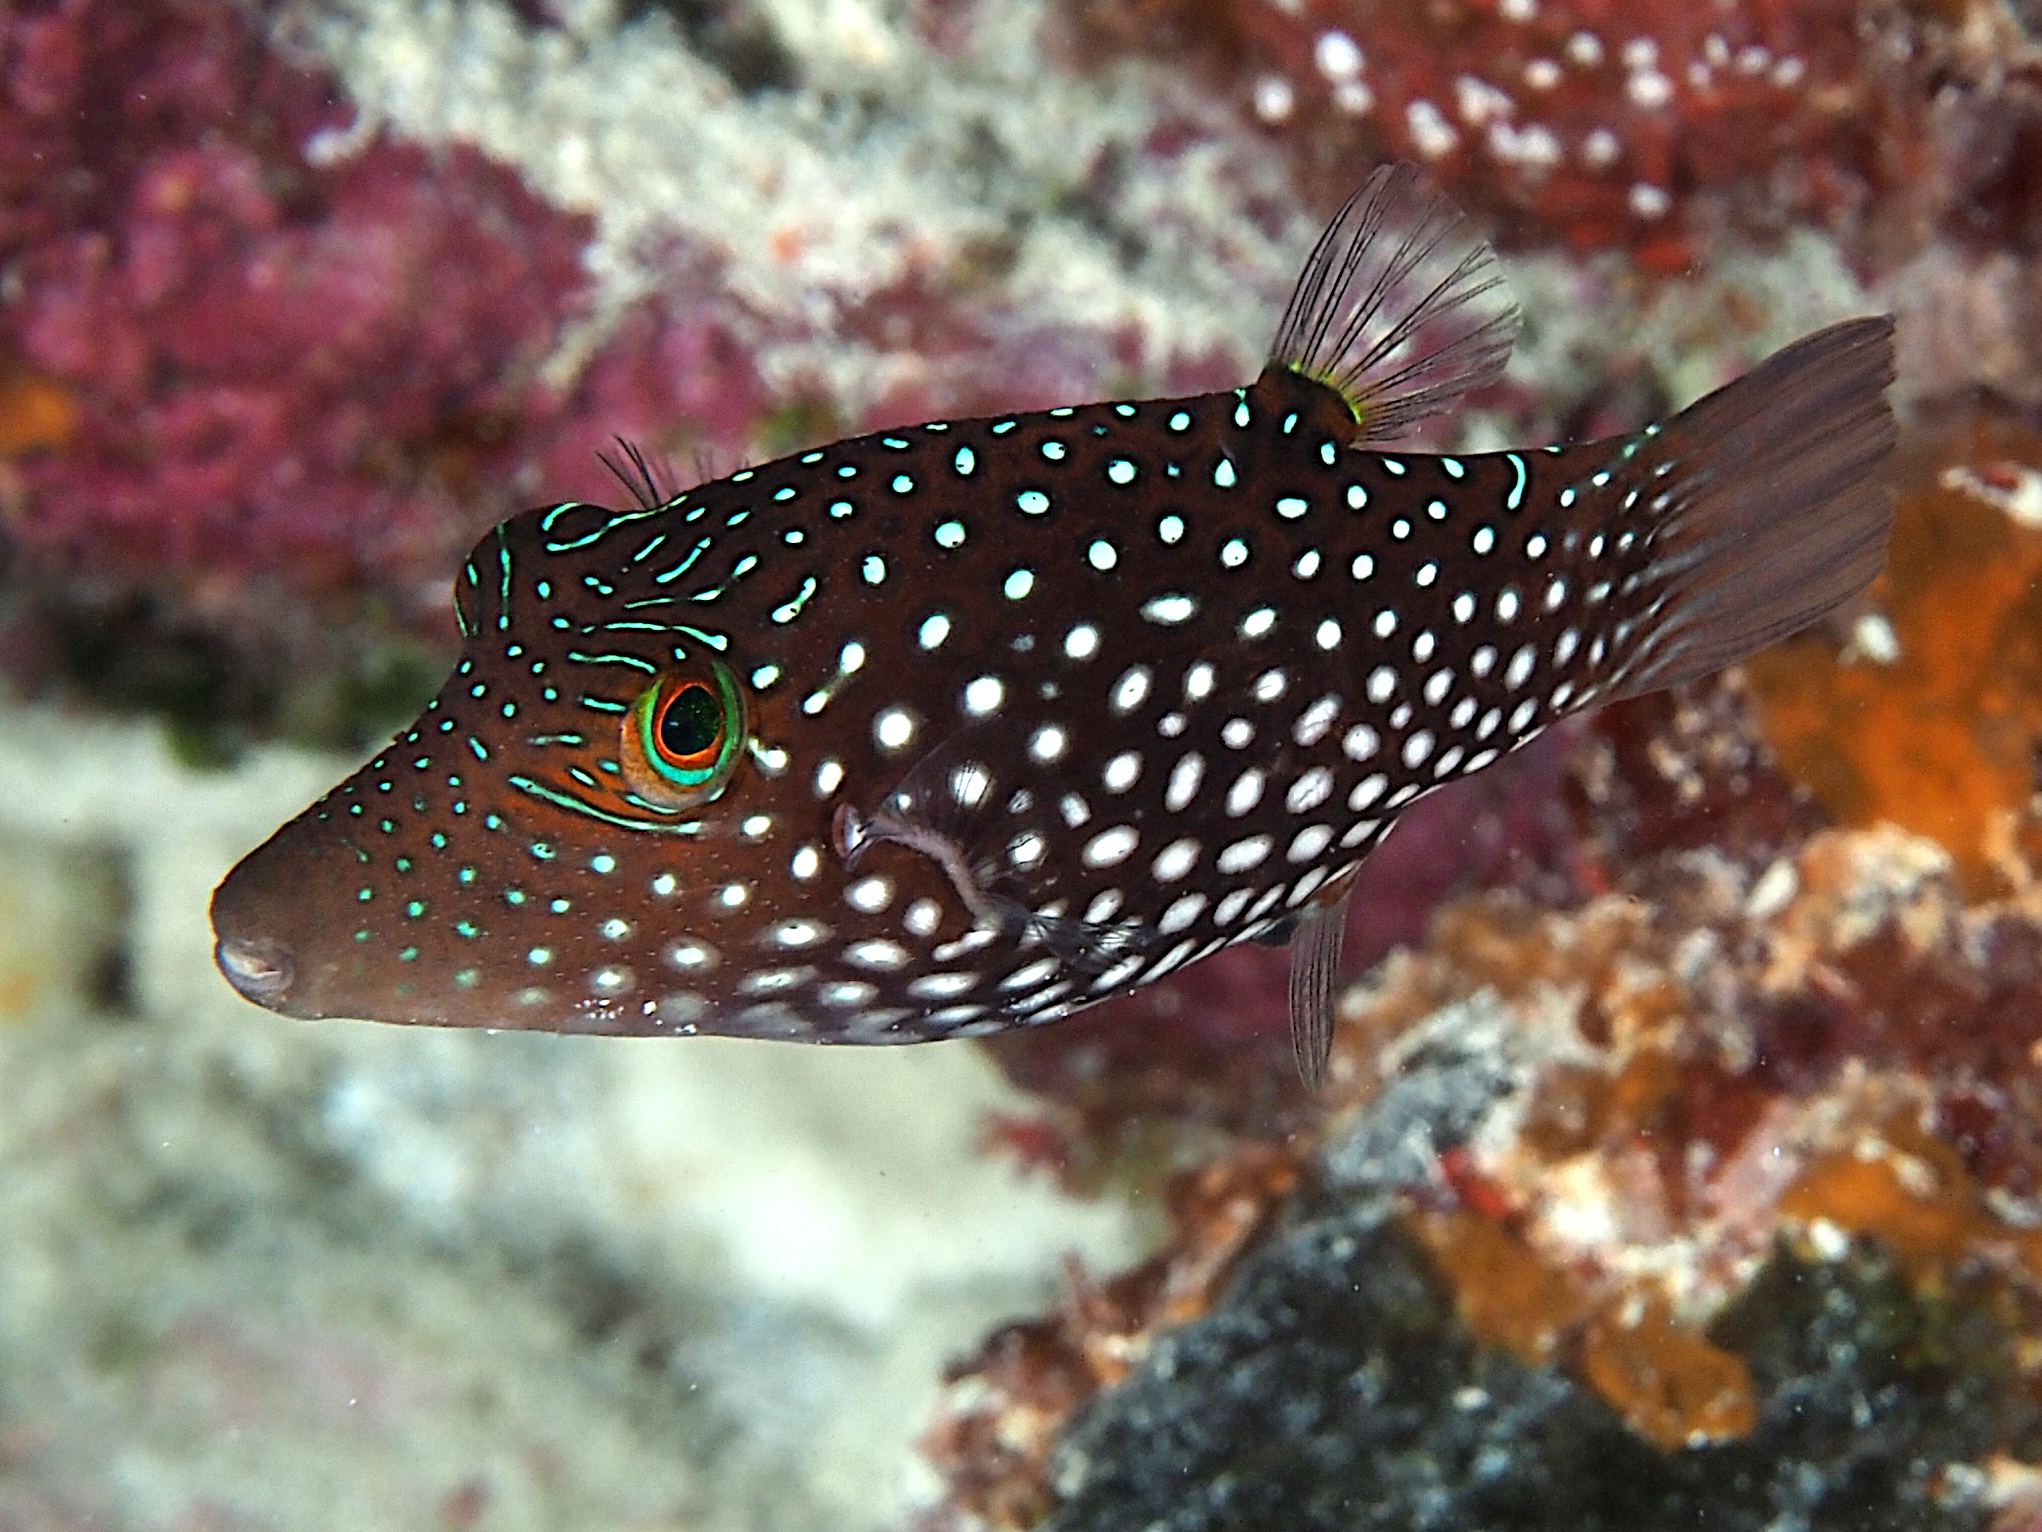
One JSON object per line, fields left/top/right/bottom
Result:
{"left": 622, "top": 658, "right": 749, "bottom": 807}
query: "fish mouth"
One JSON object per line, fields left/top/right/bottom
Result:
{"left": 214, "top": 932, "right": 295, "bottom": 1006}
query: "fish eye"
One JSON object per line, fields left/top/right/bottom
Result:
{"left": 622, "top": 658, "right": 749, "bottom": 807}
{"left": 656, "top": 682, "right": 722, "bottom": 767}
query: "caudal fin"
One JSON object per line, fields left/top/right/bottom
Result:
{"left": 1605, "top": 316, "right": 1898, "bottom": 700}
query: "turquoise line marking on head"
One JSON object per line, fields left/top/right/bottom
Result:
{"left": 506, "top": 774, "right": 707, "bottom": 833}
{"left": 654, "top": 538, "right": 713, "bottom": 584}
{"left": 566, "top": 651, "right": 658, "bottom": 673}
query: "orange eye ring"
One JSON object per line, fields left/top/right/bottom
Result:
{"left": 652, "top": 680, "right": 723, "bottom": 772}
{"left": 621, "top": 659, "right": 749, "bottom": 808}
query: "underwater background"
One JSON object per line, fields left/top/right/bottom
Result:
{"left": 5, "top": 0, "right": 2042, "bottom": 1526}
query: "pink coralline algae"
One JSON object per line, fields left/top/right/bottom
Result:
{"left": 0, "top": 0, "right": 772, "bottom": 629}
{"left": 1057, "top": 0, "right": 1922, "bottom": 254}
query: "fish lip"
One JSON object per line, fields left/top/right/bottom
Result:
{"left": 214, "top": 934, "right": 295, "bottom": 1006}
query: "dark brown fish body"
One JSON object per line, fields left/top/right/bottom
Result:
{"left": 212, "top": 166, "right": 1897, "bottom": 1078}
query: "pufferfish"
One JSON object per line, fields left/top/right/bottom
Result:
{"left": 211, "top": 163, "right": 1897, "bottom": 1083}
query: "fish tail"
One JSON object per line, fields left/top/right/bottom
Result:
{"left": 1600, "top": 315, "right": 1898, "bottom": 700}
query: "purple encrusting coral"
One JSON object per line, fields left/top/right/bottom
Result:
{"left": 0, "top": 0, "right": 790, "bottom": 663}
{"left": 3, "top": 0, "right": 578, "bottom": 597}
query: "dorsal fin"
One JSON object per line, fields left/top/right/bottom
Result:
{"left": 596, "top": 438, "right": 675, "bottom": 511}
{"left": 1267, "top": 163, "right": 1520, "bottom": 444}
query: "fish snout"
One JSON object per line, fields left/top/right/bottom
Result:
{"left": 210, "top": 832, "right": 318, "bottom": 1015}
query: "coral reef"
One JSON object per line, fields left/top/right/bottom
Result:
{"left": 1034, "top": 1221, "right": 2027, "bottom": 1532}
{"left": 0, "top": 0, "right": 780, "bottom": 749}
{"left": 930, "top": 610, "right": 2042, "bottom": 1523}
{"left": 928, "top": 973, "right": 2042, "bottom": 1530}
{"left": 1054, "top": 0, "right": 2042, "bottom": 261}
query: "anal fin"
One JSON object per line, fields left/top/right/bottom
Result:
{"left": 1287, "top": 870, "right": 1359, "bottom": 1088}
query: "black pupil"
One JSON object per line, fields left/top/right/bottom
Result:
{"left": 659, "top": 683, "right": 722, "bottom": 759}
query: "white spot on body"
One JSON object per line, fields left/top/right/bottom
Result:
{"left": 1286, "top": 767, "right": 1334, "bottom": 813}
{"left": 1294, "top": 695, "right": 1341, "bottom": 746}
{"left": 964, "top": 676, "right": 1005, "bottom": 716}
{"left": 591, "top": 965, "right": 636, "bottom": 997}
{"left": 1143, "top": 593, "right": 1198, "bottom": 625}
{"left": 1287, "top": 825, "right": 1334, "bottom": 863}
{"left": 1159, "top": 892, "right": 1208, "bottom": 934}
{"left": 848, "top": 939, "right": 909, "bottom": 970}
{"left": 1315, "top": 28, "right": 1362, "bottom": 79}
{"left": 847, "top": 876, "right": 893, "bottom": 913}
{"left": 1225, "top": 769, "right": 1265, "bottom": 816}
{"left": 908, "top": 972, "right": 976, "bottom": 1000}
{"left": 1407, "top": 98, "right": 1459, "bottom": 158}
{"left": 1083, "top": 826, "right": 1140, "bottom": 868}
{"left": 664, "top": 938, "right": 719, "bottom": 971}
{"left": 1217, "top": 836, "right": 1272, "bottom": 874}
{"left": 875, "top": 708, "right": 915, "bottom": 750}
{"left": 1112, "top": 667, "right": 1152, "bottom": 713}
